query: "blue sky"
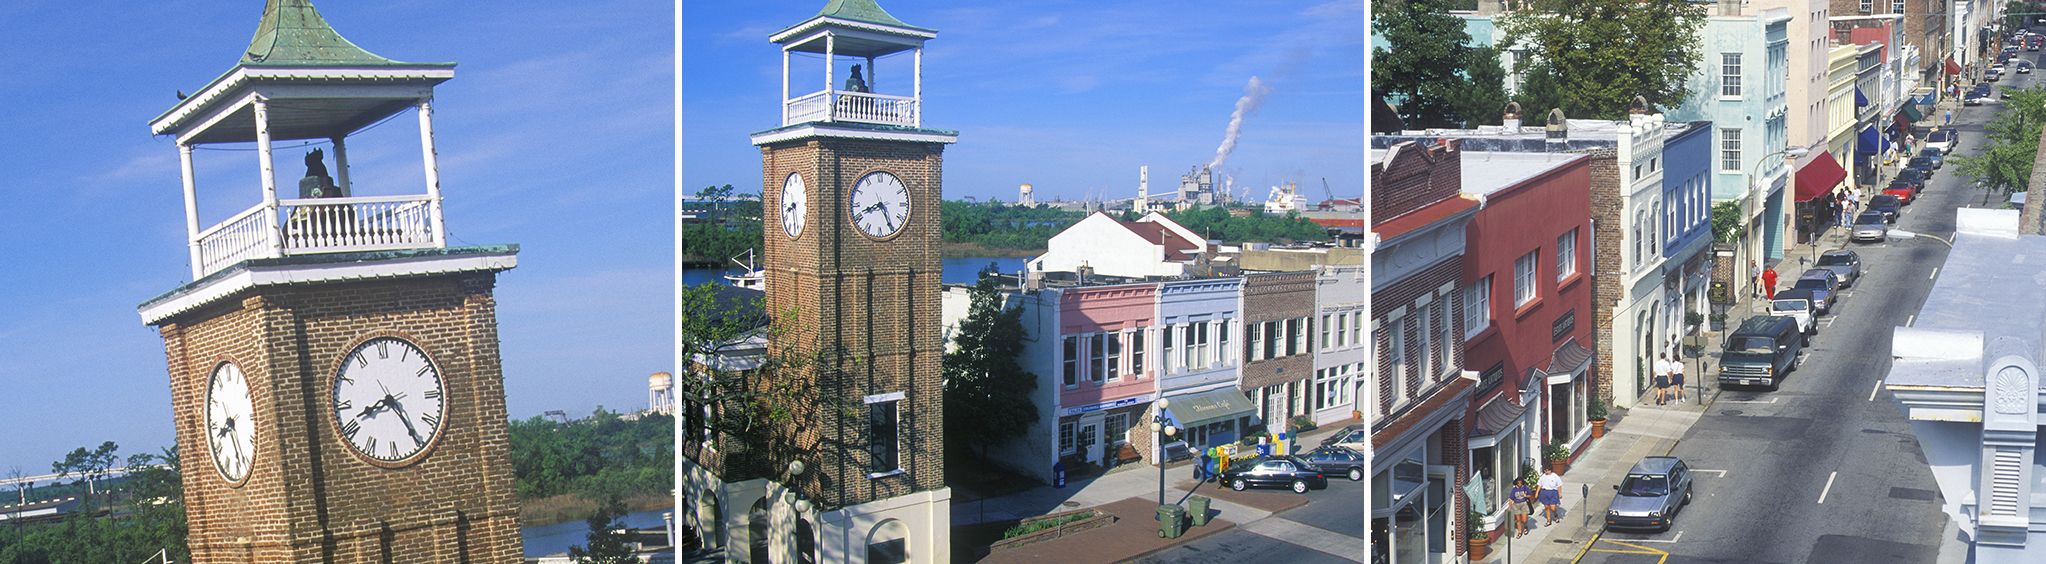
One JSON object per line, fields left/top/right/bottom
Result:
{"left": 682, "top": 1, "right": 1364, "bottom": 204}
{"left": 0, "top": 1, "right": 670, "bottom": 471}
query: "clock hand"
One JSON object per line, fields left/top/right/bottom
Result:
{"left": 227, "top": 427, "right": 245, "bottom": 473}
{"left": 880, "top": 203, "right": 898, "bottom": 230}
{"left": 388, "top": 402, "right": 427, "bottom": 447}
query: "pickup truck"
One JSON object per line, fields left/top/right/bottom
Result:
{"left": 1770, "top": 289, "right": 1819, "bottom": 337}
{"left": 1719, "top": 316, "right": 1803, "bottom": 390}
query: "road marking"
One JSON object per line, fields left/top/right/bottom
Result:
{"left": 1908, "top": 314, "right": 1916, "bottom": 326}
{"left": 1818, "top": 471, "right": 1839, "bottom": 504}
{"left": 1623, "top": 531, "right": 1685, "bottom": 544}
{"left": 1870, "top": 379, "right": 1884, "bottom": 402}
{"left": 1691, "top": 469, "right": 1729, "bottom": 477}
{"left": 1597, "top": 539, "right": 1672, "bottom": 563}
{"left": 1931, "top": 267, "right": 1940, "bottom": 280}
{"left": 1721, "top": 398, "right": 1780, "bottom": 404}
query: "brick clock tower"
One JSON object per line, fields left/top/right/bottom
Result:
{"left": 138, "top": 1, "right": 521, "bottom": 561}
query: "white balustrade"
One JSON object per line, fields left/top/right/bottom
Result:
{"left": 782, "top": 89, "right": 919, "bottom": 128}
{"left": 194, "top": 203, "right": 277, "bottom": 277}
{"left": 279, "top": 195, "right": 437, "bottom": 255}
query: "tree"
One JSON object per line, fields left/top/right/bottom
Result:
{"left": 1500, "top": 0, "right": 1708, "bottom": 120}
{"left": 568, "top": 496, "right": 639, "bottom": 563}
{"left": 942, "top": 267, "right": 1041, "bottom": 461}
{"left": 675, "top": 282, "right": 838, "bottom": 480}
{"left": 53, "top": 441, "right": 119, "bottom": 513}
{"left": 1952, "top": 86, "right": 2046, "bottom": 204}
{"left": 1373, "top": 0, "right": 1502, "bottom": 128}
{"left": 1711, "top": 200, "right": 1743, "bottom": 244}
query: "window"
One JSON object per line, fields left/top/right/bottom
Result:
{"left": 1132, "top": 328, "right": 1147, "bottom": 376}
{"left": 1181, "top": 325, "right": 1197, "bottom": 369}
{"left": 1059, "top": 421, "right": 1075, "bottom": 455}
{"left": 1890, "top": 0, "right": 1902, "bottom": 12}
{"left": 1263, "top": 320, "right": 1280, "bottom": 360}
{"left": 1722, "top": 128, "right": 1742, "bottom": 172}
{"left": 1335, "top": 314, "right": 1348, "bottom": 348}
{"left": 1387, "top": 317, "right": 1408, "bottom": 407}
{"left": 1219, "top": 321, "right": 1233, "bottom": 365}
{"left": 867, "top": 520, "right": 909, "bottom": 564}
{"left": 1247, "top": 321, "right": 1262, "bottom": 362}
{"left": 1314, "top": 366, "right": 1351, "bottom": 410}
{"left": 1062, "top": 336, "right": 1079, "bottom": 388}
{"left": 1435, "top": 301, "right": 1454, "bottom": 374}
{"left": 1104, "top": 413, "right": 1129, "bottom": 446}
{"left": 1514, "top": 251, "right": 1538, "bottom": 307}
{"left": 1164, "top": 323, "right": 1178, "bottom": 372}
{"left": 1286, "top": 318, "right": 1304, "bottom": 357}
{"left": 1557, "top": 229, "right": 1578, "bottom": 280}
{"left": 1193, "top": 322, "right": 1210, "bottom": 368}
{"left": 1351, "top": 311, "right": 1364, "bottom": 345}
{"left": 868, "top": 399, "right": 900, "bottom": 474}
{"left": 1463, "top": 276, "right": 1492, "bottom": 339}
{"left": 1415, "top": 308, "right": 1434, "bottom": 378}
{"left": 1321, "top": 314, "right": 1334, "bottom": 350}
{"left": 1089, "top": 334, "right": 1106, "bottom": 384}
{"left": 1105, "top": 332, "right": 1123, "bottom": 381}
{"left": 1722, "top": 53, "right": 1742, "bottom": 97}
{"left": 1858, "top": 0, "right": 1870, "bottom": 13}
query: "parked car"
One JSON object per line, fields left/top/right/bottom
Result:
{"left": 1926, "top": 129, "right": 1957, "bottom": 154}
{"left": 1907, "top": 157, "right": 1937, "bottom": 177}
{"left": 1815, "top": 249, "right": 1862, "bottom": 287}
{"left": 1852, "top": 210, "right": 1891, "bottom": 241}
{"left": 1605, "top": 457, "right": 1696, "bottom": 532}
{"left": 1217, "top": 455, "right": 1329, "bottom": 493}
{"left": 1718, "top": 315, "right": 1804, "bottom": 390}
{"left": 1770, "top": 288, "right": 1818, "bottom": 337}
{"left": 1989, "top": 68, "right": 2004, "bottom": 81}
{"left": 1883, "top": 182, "right": 1918, "bottom": 205}
{"left": 1896, "top": 167, "right": 1931, "bottom": 187}
{"left": 1296, "top": 445, "right": 1367, "bottom": 481}
{"left": 1794, "top": 268, "right": 1841, "bottom": 314}
{"left": 1965, "top": 92, "right": 1987, "bottom": 106}
{"left": 1325, "top": 426, "right": 1369, "bottom": 451}
{"left": 1319, "top": 423, "right": 1365, "bottom": 447}
{"left": 2021, "top": 62, "right": 2035, "bottom": 74}
{"left": 1918, "top": 148, "right": 1945, "bottom": 169}
{"left": 1869, "top": 195, "right": 1903, "bottom": 223}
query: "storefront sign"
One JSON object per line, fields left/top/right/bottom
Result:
{"left": 1551, "top": 309, "right": 1576, "bottom": 342}
{"left": 1060, "top": 395, "right": 1151, "bottom": 417}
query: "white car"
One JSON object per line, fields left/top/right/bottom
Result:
{"left": 1925, "top": 130, "right": 1957, "bottom": 154}
{"left": 1770, "top": 291, "right": 1817, "bottom": 337}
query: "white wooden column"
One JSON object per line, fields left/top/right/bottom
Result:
{"left": 781, "top": 48, "right": 791, "bottom": 125}
{"left": 178, "top": 144, "right": 202, "bottom": 280}
{"left": 866, "top": 56, "right": 876, "bottom": 90}
{"left": 252, "top": 97, "right": 283, "bottom": 257}
{"left": 824, "top": 34, "right": 836, "bottom": 122}
{"left": 418, "top": 98, "right": 448, "bottom": 248}
{"left": 914, "top": 47, "right": 923, "bottom": 127}
{"left": 331, "top": 136, "right": 352, "bottom": 197}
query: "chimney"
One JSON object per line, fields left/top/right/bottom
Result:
{"left": 1628, "top": 95, "right": 1651, "bottom": 115}
{"left": 1502, "top": 101, "right": 1523, "bottom": 130}
{"left": 1077, "top": 263, "right": 1095, "bottom": 284}
{"left": 1545, "top": 108, "right": 1569, "bottom": 149}
{"left": 1719, "top": 0, "right": 1741, "bottom": 17}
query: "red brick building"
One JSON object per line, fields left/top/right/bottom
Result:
{"left": 1369, "top": 140, "right": 1479, "bottom": 563}
{"left": 1453, "top": 151, "right": 1596, "bottom": 539}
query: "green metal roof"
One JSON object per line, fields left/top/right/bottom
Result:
{"left": 813, "top": 0, "right": 926, "bottom": 31}
{"left": 241, "top": 0, "right": 450, "bottom": 67}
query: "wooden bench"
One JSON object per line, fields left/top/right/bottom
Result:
{"left": 1114, "top": 443, "right": 1142, "bottom": 466}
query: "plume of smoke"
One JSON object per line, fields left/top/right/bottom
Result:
{"left": 1208, "top": 76, "right": 1271, "bottom": 171}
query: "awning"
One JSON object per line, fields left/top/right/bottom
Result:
{"left": 1162, "top": 388, "right": 1256, "bottom": 429}
{"left": 1855, "top": 88, "right": 1869, "bottom": 108}
{"left": 1900, "top": 102, "right": 1924, "bottom": 123}
{"left": 1467, "top": 394, "right": 1531, "bottom": 444}
{"left": 1795, "top": 152, "right": 1849, "bottom": 202}
{"left": 1545, "top": 339, "right": 1593, "bottom": 384}
{"left": 1856, "top": 126, "right": 1882, "bottom": 156}
{"left": 1946, "top": 57, "right": 1962, "bottom": 75}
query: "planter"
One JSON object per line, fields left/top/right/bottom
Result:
{"left": 1548, "top": 459, "right": 1568, "bottom": 475}
{"left": 1591, "top": 419, "right": 1607, "bottom": 439}
{"left": 1469, "top": 533, "right": 1493, "bottom": 560}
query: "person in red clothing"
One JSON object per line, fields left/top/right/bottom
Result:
{"left": 1761, "top": 266, "right": 1779, "bottom": 301}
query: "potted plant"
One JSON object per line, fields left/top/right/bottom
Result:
{"left": 1685, "top": 312, "right": 1705, "bottom": 335}
{"left": 1587, "top": 397, "right": 1610, "bottom": 439}
{"left": 1709, "top": 311, "right": 1728, "bottom": 332}
{"left": 1466, "top": 508, "right": 1494, "bottom": 559}
{"left": 1544, "top": 441, "right": 1572, "bottom": 475}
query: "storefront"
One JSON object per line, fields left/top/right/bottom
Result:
{"left": 1369, "top": 381, "right": 1471, "bottom": 564}
{"left": 1793, "top": 152, "right": 1849, "bottom": 244}
{"left": 1465, "top": 374, "right": 1540, "bottom": 529}
{"left": 1156, "top": 387, "right": 1257, "bottom": 454}
{"left": 1057, "top": 395, "right": 1152, "bottom": 468}
{"left": 1547, "top": 339, "right": 1593, "bottom": 449}
{"left": 1854, "top": 125, "right": 1888, "bottom": 186}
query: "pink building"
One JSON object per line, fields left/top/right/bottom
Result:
{"left": 1051, "top": 283, "right": 1161, "bottom": 470}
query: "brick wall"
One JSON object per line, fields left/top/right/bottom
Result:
{"left": 1372, "top": 140, "right": 1464, "bottom": 226}
{"left": 1239, "top": 272, "right": 1318, "bottom": 423}
{"left": 758, "top": 136, "right": 948, "bottom": 511}
{"left": 1372, "top": 259, "right": 1464, "bottom": 416}
{"left": 1586, "top": 148, "right": 1623, "bottom": 408}
{"left": 160, "top": 273, "right": 521, "bottom": 562}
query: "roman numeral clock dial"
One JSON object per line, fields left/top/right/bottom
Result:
{"left": 205, "top": 361, "right": 256, "bottom": 485}
{"left": 331, "top": 336, "right": 447, "bottom": 466}
{"left": 850, "top": 171, "right": 911, "bottom": 238}
{"left": 781, "top": 172, "right": 808, "bottom": 239}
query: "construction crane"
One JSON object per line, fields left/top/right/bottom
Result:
{"left": 1322, "top": 177, "right": 1335, "bottom": 202}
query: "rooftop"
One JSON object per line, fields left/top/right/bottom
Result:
{"left": 1888, "top": 208, "right": 2046, "bottom": 390}
{"left": 1455, "top": 151, "right": 1590, "bottom": 199}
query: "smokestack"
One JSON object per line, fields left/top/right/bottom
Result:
{"left": 1208, "top": 76, "right": 1272, "bottom": 171}
{"left": 1137, "top": 166, "right": 1150, "bottom": 213}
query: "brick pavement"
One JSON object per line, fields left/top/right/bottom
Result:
{"left": 975, "top": 497, "right": 1238, "bottom": 564}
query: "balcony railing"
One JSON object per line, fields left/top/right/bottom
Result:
{"left": 191, "top": 194, "right": 442, "bottom": 278}
{"left": 783, "top": 89, "right": 919, "bottom": 128}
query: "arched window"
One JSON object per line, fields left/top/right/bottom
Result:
{"left": 749, "top": 497, "right": 772, "bottom": 564}
{"left": 797, "top": 517, "right": 818, "bottom": 564}
{"left": 868, "top": 519, "right": 910, "bottom": 564}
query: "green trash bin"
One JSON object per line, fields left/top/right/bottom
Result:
{"left": 1188, "top": 495, "right": 1212, "bottom": 526}
{"left": 1157, "top": 504, "right": 1187, "bottom": 538}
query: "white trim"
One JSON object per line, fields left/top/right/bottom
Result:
{"left": 1414, "top": 292, "right": 1434, "bottom": 307}
{"left": 864, "top": 391, "right": 906, "bottom": 404}
{"left": 138, "top": 252, "right": 517, "bottom": 325}
{"left": 1437, "top": 281, "right": 1456, "bottom": 295}
{"left": 750, "top": 124, "right": 958, "bottom": 146}
{"left": 769, "top": 17, "right": 937, "bottom": 44}
{"left": 866, "top": 469, "right": 906, "bottom": 479}
{"left": 153, "top": 66, "right": 456, "bottom": 136}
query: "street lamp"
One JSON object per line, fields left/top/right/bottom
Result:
{"left": 1151, "top": 397, "right": 1179, "bottom": 508}
{"left": 1746, "top": 147, "right": 1812, "bottom": 298}
{"left": 1888, "top": 228, "right": 1956, "bottom": 247}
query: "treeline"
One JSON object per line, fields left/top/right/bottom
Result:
{"left": 1157, "top": 206, "right": 1330, "bottom": 243}
{"left": 508, "top": 408, "right": 673, "bottom": 503}
{"left": 940, "top": 201, "right": 1085, "bottom": 253}
{"left": 0, "top": 443, "right": 187, "bottom": 563}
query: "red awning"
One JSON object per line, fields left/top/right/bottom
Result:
{"left": 1794, "top": 152, "right": 1848, "bottom": 202}
{"left": 1946, "top": 57, "right": 1962, "bottom": 75}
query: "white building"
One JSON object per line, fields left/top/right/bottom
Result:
{"left": 1027, "top": 211, "right": 1211, "bottom": 279}
{"left": 1313, "top": 265, "right": 1367, "bottom": 425}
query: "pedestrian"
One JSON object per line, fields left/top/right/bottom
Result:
{"left": 1750, "top": 261, "right": 1763, "bottom": 299}
{"left": 1762, "top": 266, "right": 1779, "bottom": 301}
{"left": 1946, "top": 108, "right": 1953, "bottom": 126}
{"left": 1652, "top": 353, "right": 1671, "bottom": 406}
{"left": 1196, "top": 450, "right": 1211, "bottom": 482}
{"left": 1538, "top": 467, "right": 1565, "bottom": 526}
{"left": 1671, "top": 353, "right": 1689, "bottom": 402}
{"left": 1509, "top": 478, "right": 1536, "bottom": 537}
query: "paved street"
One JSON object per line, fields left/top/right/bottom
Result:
{"left": 1573, "top": 60, "right": 2037, "bottom": 564}
{"left": 1138, "top": 478, "right": 1364, "bottom": 564}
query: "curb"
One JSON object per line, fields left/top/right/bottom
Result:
{"left": 1116, "top": 519, "right": 1241, "bottom": 564}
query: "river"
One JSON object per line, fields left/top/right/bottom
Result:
{"left": 682, "top": 256, "right": 1030, "bottom": 287}
{"left": 522, "top": 508, "right": 673, "bottom": 558}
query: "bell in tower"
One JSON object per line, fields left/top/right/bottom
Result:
{"left": 138, "top": 1, "right": 523, "bottom": 561}
{"left": 679, "top": 1, "right": 958, "bottom": 562}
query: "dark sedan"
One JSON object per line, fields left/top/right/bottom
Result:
{"left": 1917, "top": 148, "right": 1944, "bottom": 169}
{"left": 1896, "top": 167, "right": 1931, "bottom": 186}
{"left": 1869, "top": 194, "right": 1902, "bottom": 223}
{"left": 1218, "top": 455, "right": 1330, "bottom": 494}
{"left": 1907, "top": 157, "right": 1937, "bottom": 177}
{"left": 1296, "top": 445, "right": 1366, "bottom": 481}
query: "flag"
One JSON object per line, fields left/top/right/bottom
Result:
{"left": 1464, "top": 470, "right": 1490, "bottom": 512}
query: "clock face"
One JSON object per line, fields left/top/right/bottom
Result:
{"left": 332, "top": 336, "right": 447, "bottom": 466}
{"left": 205, "top": 361, "right": 256, "bottom": 484}
{"left": 849, "top": 171, "right": 911, "bottom": 238}
{"left": 781, "top": 172, "right": 808, "bottom": 239}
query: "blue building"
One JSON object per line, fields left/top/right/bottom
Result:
{"left": 1660, "top": 120, "right": 1715, "bottom": 333}
{"left": 1668, "top": 8, "right": 1792, "bottom": 287}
